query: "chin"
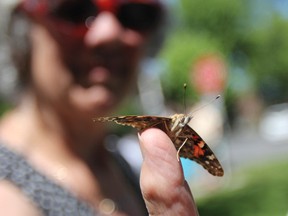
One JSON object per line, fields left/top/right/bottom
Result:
{"left": 68, "top": 81, "right": 131, "bottom": 119}
{"left": 77, "top": 97, "right": 123, "bottom": 118}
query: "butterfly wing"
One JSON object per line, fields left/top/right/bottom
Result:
{"left": 94, "top": 115, "right": 172, "bottom": 131}
{"left": 94, "top": 115, "right": 224, "bottom": 176}
{"left": 171, "top": 124, "right": 224, "bottom": 176}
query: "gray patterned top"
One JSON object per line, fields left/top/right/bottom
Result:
{"left": 0, "top": 144, "right": 97, "bottom": 216}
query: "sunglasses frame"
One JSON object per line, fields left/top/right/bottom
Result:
{"left": 19, "top": 0, "right": 164, "bottom": 38}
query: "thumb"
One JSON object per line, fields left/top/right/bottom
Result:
{"left": 138, "top": 128, "right": 199, "bottom": 216}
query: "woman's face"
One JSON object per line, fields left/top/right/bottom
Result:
{"left": 28, "top": 0, "right": 162, "bottom": 117}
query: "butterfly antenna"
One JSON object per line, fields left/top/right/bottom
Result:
{"left": 189, "top": 95, "right": 221, "bottom": 116}
{"left": 183, "top": 83, "right": 187, "bottom": 114}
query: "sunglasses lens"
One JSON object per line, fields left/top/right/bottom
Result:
{"left": 24, "top": 0, "right": 163, "bottom": 35}
{"left": 118, "top": 3, "right": 162, "bottom": 31}
{"left": 51, "top": 1, "right": 97, "bottom": 24}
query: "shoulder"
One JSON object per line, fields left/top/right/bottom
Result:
{"left": 0, "top": 180, "right": 42, "bottom": 216}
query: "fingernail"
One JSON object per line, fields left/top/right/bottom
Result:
{"left": 137, "top": 132, "right": 142, "bottom": 142}
{"left": 137, "top": 133, "right": 145, "bottom": 158}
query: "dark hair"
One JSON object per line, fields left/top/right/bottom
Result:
{"left": 9, "top": 9, "right": 32, "bottom": 89}
{"left": 0, "top": 8, "right": 32, "bottom": 102}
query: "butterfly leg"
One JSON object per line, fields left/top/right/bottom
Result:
{"left": 177, "top": 138, "right": 188, "bottom": 161}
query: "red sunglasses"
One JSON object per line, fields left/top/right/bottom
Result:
{"left": 19, "top": 0, "right": 164, "bottom": 38}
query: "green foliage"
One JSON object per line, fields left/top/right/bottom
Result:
{"left": 0, "top": 101, "right": 10, "bottom": 116}
{"left": 161, "top": 0, "right": 288, "bottom": 106}
{"left": 197, "top": 160, "right": 288, "bottom": 216}
{"left": 159, "top": 0, "right": 247, "bottom": 104}
{"left": 180, "top": 0, "right": 247, "bottom": 52}
{"left": 159, "top": 30, "right": 222, "bottom": 104}
{"left": 246, "top": 16, "right": 288, "bottom": 103}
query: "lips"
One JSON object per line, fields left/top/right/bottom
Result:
{"left": 88, "top": 67, "right": 111, "bottom": 84}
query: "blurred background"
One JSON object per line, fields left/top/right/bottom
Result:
{"left": 1, "top": 0, "right": 288, "bottom": 215}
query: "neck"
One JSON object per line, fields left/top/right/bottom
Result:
{"left": 0, "top": 93, "right": 108, "bottom": 163}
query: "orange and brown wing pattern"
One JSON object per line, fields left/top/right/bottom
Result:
{"left": 94, "top": 115, "right": 224, "bottom": 176}
{"left": 171, "top": 125, "right": 224, "bottom": 176}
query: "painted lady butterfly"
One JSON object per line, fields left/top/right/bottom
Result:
{"left": 94, "top": 113, "right": 224, "bottom": 177}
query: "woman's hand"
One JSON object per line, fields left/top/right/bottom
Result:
{"left": 139, "top": 128, "right": 199, "bottom": 216}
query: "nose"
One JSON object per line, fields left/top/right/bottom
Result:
{"left": 83, "top": 12, "right": 124, "bottom": 46}
{"left": 83, "top": 12, "right": 143, "bottom": 48}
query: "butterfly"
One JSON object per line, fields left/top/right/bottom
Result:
{"left": 94, "top": 113, "right": 224, "bottom": 177}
